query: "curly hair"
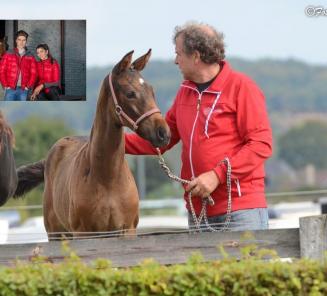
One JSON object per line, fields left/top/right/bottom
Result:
{"left": 173, "top": 21, "right": 225, "bottom": 64}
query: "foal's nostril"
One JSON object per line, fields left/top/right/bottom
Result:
{"left": 153, "top": 126, "right": 170, "bottom": 147}
{"left": 156, "top": 126, "right": 166, "bottom": 141}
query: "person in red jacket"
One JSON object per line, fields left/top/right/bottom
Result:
{"left": 0, "top": 30, "right": 37, "bottom": 101}
{"left": 31, "top": 43, "right": 61, "bottom": 101}
{"left": 125, "top": 22, "right": 273, "bottom": 231}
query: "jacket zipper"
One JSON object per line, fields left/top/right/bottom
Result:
{"left": 184, "top": 85, "right": 201, "bottom": 179}
{"left": 14, "top": 54, "right": 21, "bottom": 88}
{"left": 180, "top": 84, "right": 220, "bottom": 178}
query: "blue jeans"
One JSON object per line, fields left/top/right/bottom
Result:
{"left": 188, "top": 208, "right": 269, "bottom": 232}
{"left": 4, "top": 87, "right": 29, "bottom": 101}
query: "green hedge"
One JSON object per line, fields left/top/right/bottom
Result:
{"left": 0, "top": 247, "right": 326, "bottom": 296}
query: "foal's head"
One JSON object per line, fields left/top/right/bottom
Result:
{"left": 0, "top": 37, "right": 8, "bottom": 57}
{"left": 109, "top": 50, "right": 171, "bottom": 148}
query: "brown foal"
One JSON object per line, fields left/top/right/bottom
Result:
{"left": 14, "top": 50, "right": 171, "bottom": 240}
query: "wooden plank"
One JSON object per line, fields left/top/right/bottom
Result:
{"left": 300, "top": 214, "right": 327, "bottom": 261}
{"left": 0, "top": 228, "right": 300, "bottom": 267}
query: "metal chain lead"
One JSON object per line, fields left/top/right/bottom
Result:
{"left": 156, "top": 148, "right": 232, "bottom": 232}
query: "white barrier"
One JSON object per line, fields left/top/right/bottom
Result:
{"left": 0, "top": 219, "right": 8, "bottom": 244}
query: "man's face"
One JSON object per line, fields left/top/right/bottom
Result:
{"left": 174, "top": 35, "right": 195, "bottom": 81}
{"left": 16, "top": 35, "right": 27, "bottom": 50}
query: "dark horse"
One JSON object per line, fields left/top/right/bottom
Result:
{"left": 0, "top": 37, "right": 8, "bottom": 88}
{"left": 0, "top": 111, "right": 17, "bottom": 206}
{"left": 14, "top": 50, "right": 171, "bottom": 240}
{"left": 0, "top": 36, "right": 8, "bottom": 59}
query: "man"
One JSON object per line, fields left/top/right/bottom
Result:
{"left": 0, "top": 30, "right": 37, "bottom": 101}
{"left": 125, "top": 22, "right": 273, "bottom": 231}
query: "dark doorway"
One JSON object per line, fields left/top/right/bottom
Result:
{"left": 0, "top": 21, "right": 5, "bottom": 38}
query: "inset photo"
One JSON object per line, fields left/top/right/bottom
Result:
{"left": 0, "top": 20, "right": 86, "bottom": 101}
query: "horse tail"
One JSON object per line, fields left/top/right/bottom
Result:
{"left": 13, "top": 160, "right": 45, "bottom": 198}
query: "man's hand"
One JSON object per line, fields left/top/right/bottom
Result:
{"left": 185, "top": 170, "right": 220, "bottom": 198}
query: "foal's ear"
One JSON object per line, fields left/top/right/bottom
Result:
{"left": 113, "top": 50, "right": 134, "bottom": 74}
{"left": 131, "top": 49, "right": 152, "bottom": 71}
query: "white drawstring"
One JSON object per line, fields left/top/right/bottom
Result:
{"left": 204, "top": 91, "right": 221, "bottom": 138}
{"left": 235, "top": 179, "right": 242, "bottom": 197}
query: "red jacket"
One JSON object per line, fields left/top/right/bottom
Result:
{"left": 0, "top": 48, "right": 37, "bottom": 89}
{"left": 125, "top": 61, "right": 273, "bottom": 216}
{"left": 36, "top": 57, "right": 60, "bottom": 93}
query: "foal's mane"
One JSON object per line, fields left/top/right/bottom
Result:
{"left": 97, "top": 75, "right": 110, "bottom": 113}
{"left": 0, "top": 111, "right": 15, "bottom": 153}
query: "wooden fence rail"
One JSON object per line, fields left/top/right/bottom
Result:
{"left": 0, "top": 215, "right": 326, "bottom": 267}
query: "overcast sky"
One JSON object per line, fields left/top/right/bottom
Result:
{"left": 1, "top": 0, "right": 326, "bottom": 66}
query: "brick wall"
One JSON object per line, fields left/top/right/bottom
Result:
{"left": 63, "top": 20, "right": 86, "bottom": 97}
{"left": 4, "top": 21, "right": 14, "bottom": 49}
{"left": 18, "top": 20, "right": 61, "bottom": 66}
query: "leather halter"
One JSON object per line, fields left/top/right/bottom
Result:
{"left": 108, "top": 73, "right": 161, "bottom": 131}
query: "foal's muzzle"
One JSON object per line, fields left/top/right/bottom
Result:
{"left": 151, "top": 125, "right": 170, "bottom": 148}
{"left": 156, "top": 126, "right": 170, "bottom": 146}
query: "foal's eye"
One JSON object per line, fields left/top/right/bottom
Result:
{"left": 126, "top": 91, "right": 136, "bottom": 99}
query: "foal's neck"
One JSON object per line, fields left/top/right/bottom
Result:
{"left": 88, "top": 87, "right": 125, "bottom": 182}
